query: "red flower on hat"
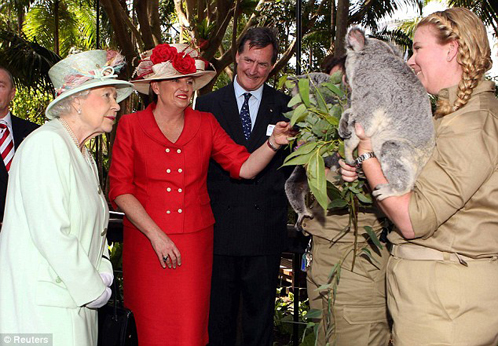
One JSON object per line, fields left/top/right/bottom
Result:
{"left": 172, "top": 53, "right": 196, "bottom": 74}
{"left": 150, "top": 44, "right": 178, "bottom": 64}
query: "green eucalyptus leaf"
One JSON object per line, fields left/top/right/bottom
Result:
{"left": 307, "top": 153, "right": 328, "bottom": 209}
{"left": 349, "top": 185, "right": 361, "bottom": 194}
{"left": 315, "top": 90, "right": 329, "bottom": 113}
{"left": 364, "top": 226, "right": 383, "bottom": 250}
{"left": 305, "top": 309, "right": 322, "bottom": 319}
{"left": 277, "top": 75, "right": 288, "bottom": 90}
{"left": 329, "top": 104, "right": 343, "bottom": 119}
{"left": 324, "top": 114, "right": 340, "bottom": 126}
{"left": 356, "top": 193, "right": 373, "bottom": 204}
{"left": 283, "top": 110, "right": 294, "bottom": 121}
{"left": 327, "top": 262, "right": 340, "bottom": 281}
{"left": 317, "top": 283, "right": 333, "bottom": 291}
{"left": 282, "top": 152, "right": 315, "bottom": 166}
{"left": 298, "top": 78, "right": 311, "bottom": 107}
{"left": 309, "top": 95, "right": 317, "bottom": 106}
{"left": 326, "top": 182, "right": 343, "bottom": 201}
{"left": 311, "top": 119, "right": 331, "bottom": 138}
{"left": 285, "top": 79, "right": 296, "bottom": 89}
{"left": 360, "top": 247, "right": 380, "bottom": 265}
{"left": 329, "top": 71, "right": 342, "bottom": 84}
{"left": 323, "top": 82, "right": 345, "bottom": 99}
{"left": 328, "top": 199, "right": 348, "bottom": 209}
{"left": 338, "top": 142, "right": 345, "bottom": 158}
{"left": 290, "top": 104, "right": 308, "bottom": 126}
{"left": 286, "top": 141, "right": 319, "bottom": 158}
{"left": 288, "top": 93, "right": 302, "bottom": 108}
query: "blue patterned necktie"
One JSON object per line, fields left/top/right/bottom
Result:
{"left": 240, "top": 92, "right": 252, "bottom": 140}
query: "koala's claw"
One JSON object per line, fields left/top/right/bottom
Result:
{"left": 345, "top": 158, "right": 356, "bottom": 166}
{"left": 372, "top": 184, "right": 393, "bottom": 201}
{"left": 295, "top": 213, "right": 313, "bottom": 232}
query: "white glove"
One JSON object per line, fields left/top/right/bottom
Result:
{"left": 100, "top": 272, "right": 114, "bottom": 287}
{"left": 86, "top": 287, "right": 112, "bottom": 309}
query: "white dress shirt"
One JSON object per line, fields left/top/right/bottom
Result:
{"left": 233, "top": 76, "right": 264, "bottom": 131}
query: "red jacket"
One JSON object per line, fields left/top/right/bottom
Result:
{"left": 109, "top": 104, "right": 250, "bottom": 234}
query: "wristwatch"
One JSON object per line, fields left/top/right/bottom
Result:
{"left": 355, "top": 152, "right": 376, "bottom": 167}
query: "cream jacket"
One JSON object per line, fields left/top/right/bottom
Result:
{"left": 0, "top": 120, "right": 112, "bottom": 346}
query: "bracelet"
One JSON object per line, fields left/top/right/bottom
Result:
{"left": 354, "top": 152, "right": 376, "bottom": 167}
{"left": 266, "top": 138, "right": 280, "bottom": 152}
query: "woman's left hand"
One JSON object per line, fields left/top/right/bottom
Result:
{"left": 271, "top": 121, "right": 296, "bottom": 147}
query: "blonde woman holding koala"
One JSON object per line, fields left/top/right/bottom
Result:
{"left": 341, "top": 8, "right": 498, "bottom": 346}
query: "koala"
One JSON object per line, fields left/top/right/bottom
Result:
{"left": 285, "top": 72, "right": 342, "bottom": 231}
{"left": 339, "top": 27, "right": 435, "bottom": 200}
{"left": 285, "top": 155, "right": 340, "bottom": 232}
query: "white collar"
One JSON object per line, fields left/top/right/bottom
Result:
{"left": 0, "top": 112, "right": 13, "bottom": 128}
{"left": 233, "top": 76, "right": 264, "bottom": 101}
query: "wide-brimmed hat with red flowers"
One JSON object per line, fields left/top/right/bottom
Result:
{"left": 132, "top": 43, "right": 216, "bottom": 94}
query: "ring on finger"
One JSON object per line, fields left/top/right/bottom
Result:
{"left": 162, "top": 255, "right": 169, "bottom": 262}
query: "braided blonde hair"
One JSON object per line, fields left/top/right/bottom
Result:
{"left": 417, "top": 8, "right": 492, "bottom": 117}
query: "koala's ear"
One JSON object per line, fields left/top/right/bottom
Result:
{"left": 346, "top": 27, "right": 366, "bottom": 52}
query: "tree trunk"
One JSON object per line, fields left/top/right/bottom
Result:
{"left": 54, "top": 0, "right": 59, "bottom": 55}
{"left": 329, "top": 0, "right": 336, "bottom": 51}
{"left": 335, "top": 0, "right": 349, "bottom": 57}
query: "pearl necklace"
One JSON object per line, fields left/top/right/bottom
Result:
{"left": 58, "top": 118, "right": 87, "bottom": 157}
{"left": 58, "top": 118, "right": 101, "bottom": 193}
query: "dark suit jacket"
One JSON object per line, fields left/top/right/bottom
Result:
{"left": 0, "top": 114, "right": 39, "bottom": 221}
{"left": 196, "top": 83, "right": 292, "bottom": 256}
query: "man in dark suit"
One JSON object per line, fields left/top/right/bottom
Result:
{"left": 0, "top": 66, "right": 39, "bottom": 223}
{"left": 196, "top": 27, "right": 291, "bottom": 346}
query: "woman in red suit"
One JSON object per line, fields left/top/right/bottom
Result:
{"left": 108, "top": 44, "right": 292, "bottom": 346}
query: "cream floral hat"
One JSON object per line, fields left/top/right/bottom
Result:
{"left": 45, "top": 50, "right": 133, "bottom": 119}
{"left": 131, "top": 43, "right": 216, "bottom": 94}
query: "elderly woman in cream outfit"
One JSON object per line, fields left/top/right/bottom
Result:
{"left": 0, "top": 50, "right": 133, "bottom": 346}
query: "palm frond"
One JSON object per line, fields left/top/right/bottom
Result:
{"left": 0, "top": 29, "right": 60, "bottom": 92}
{"left": 350, "top": 0, "right": 424, "bottom": 31}
{"left": 370, "top": 28, "right": 414, "bottom": 55}
{"left": 447, "top": 0, "right": 498, "bottom": 36}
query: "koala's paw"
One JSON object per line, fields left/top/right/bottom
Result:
{"left": 338, "top": 111, "right": 352, "bottom": 139}
{"left": 344, "top": 150, "right": 355, "bottom": 166}
{"left": 338, "top": 120, "right": 351, "bottom": 139}
{"left": 345, "top": 157, "right": 356, "bottom": 166}
{"left": 372, "top": 184, "right": 395, "bottom": 201}
{"left": 295, "top": 212, "right": 313, "bottom": 232}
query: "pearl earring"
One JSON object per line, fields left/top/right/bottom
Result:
{"left": 77, "top": 108, "right": 82, "bottom": 115}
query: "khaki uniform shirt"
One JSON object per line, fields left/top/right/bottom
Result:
{"left": 303, "top": 170, "right": 385, "bottom": 242}
{"left": 389, "top": 81, "right": 498, "bottom": 259}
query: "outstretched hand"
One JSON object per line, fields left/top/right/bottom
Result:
{"left": 271, "top": 121, "right": 297, "bottom": 147}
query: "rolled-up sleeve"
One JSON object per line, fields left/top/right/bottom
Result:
{"left": 410, "top": 113, "right": 497, "bottom": 238}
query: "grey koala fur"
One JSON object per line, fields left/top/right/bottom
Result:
{"left": 285, "top": 72, "right": 341, "bottom": 231}
{"left": 338, "top": 27, "right": 435, "bottom": 200}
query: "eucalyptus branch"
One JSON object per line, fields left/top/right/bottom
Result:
{"left": 283, "top": 72, "right": 386, "bottom": 341}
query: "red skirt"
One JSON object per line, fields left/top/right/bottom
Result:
{"left": 123, "top": 225, "right": 213, "bottom": 346}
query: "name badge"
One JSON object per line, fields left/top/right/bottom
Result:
{"left": 266, "top": 124, "right": 275, "bottom": 136}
